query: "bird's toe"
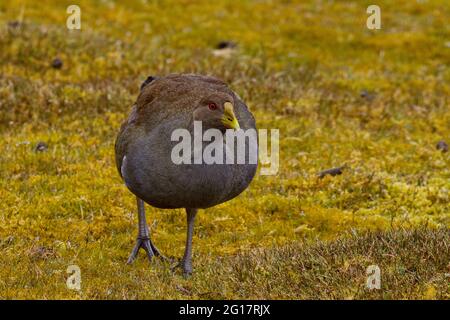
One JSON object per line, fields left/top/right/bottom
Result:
{"left": 126, "top": 237, "right": 155, "bottom": 264}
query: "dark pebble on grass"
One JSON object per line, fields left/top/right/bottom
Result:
{"left": 360, "top": 89, "right": 375, "bottom": 102}
{"left": 51, "top": 58, "right": 63, "bottom": 69}
{"left": 35, "top": 142, "right": 48, "bottom": 152}
{"left": 7, "top": 21, "right": 22, "bottom": 29}
{"left": 318, "top": 166, "right": 346, "bottom": 179}
{"left": 216, "top": 41, "right": 237, "bottom": 50}
{"left": 436, "top": 140, "right": 448, "bottom": 153}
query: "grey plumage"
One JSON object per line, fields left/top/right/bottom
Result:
{"left": 115, "top": 73, "right": 257, "bottom": 275}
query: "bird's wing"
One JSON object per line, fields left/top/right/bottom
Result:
{"left": 114, "top": 104, "right": 139, "bottom": 177}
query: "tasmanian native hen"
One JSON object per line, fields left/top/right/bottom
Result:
{"left": 115, "top": 74, "right": 257, "bottom": 275}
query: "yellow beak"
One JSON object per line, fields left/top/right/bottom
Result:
{"left": 221, "top": 102, "right": 240, "bottom": 130}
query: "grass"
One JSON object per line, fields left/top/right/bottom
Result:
{"left": 1, "top": 228, "right": 448, "bottom": 299}
{"left": 0, "top": 0, "right": 449, "bottom": 299}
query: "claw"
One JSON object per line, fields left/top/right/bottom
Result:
{"left": 126, "top": 197, "right": 172, "bottom": 266}
{"left": 181, "top": 260, "right": 193, "bottom": 278}
{"left": 170, "top": 259, "right": 193, "bottom": 277}
{"left": 149, "top": 241, "right": 172, "bottom": 263}
{"left": 127, "top": 237, "right": 155, "bottom": 264}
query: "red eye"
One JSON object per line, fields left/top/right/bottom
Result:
{"left": 208, "top": 103, "right": 217, "bottom": 111}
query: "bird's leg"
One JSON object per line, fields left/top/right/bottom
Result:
{"left": 127, "top": 197, "right": 166, "bottom": 264}
{"left": 180, "top": 208, "right": 197, "bottom": 276}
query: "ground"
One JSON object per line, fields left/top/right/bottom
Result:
{"left": 0, "top": 0, "right": 449, "bottom": 299}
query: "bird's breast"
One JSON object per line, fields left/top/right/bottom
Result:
{"left": 122, "top": 122, "right": 257, "bottom": 209}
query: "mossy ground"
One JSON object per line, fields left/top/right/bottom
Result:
{"left": 0, "top": 0, "right": 449, "bottom": 299}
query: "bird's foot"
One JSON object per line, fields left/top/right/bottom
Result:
{"left": 149, "top": 241, "right": 170, "bottom": 262}
{"left": 127, "top": 236, "right": 172, "bottom": 264}
{"left": 127, "top": 236, "right": 154, "bottom": 264}
{"left": 177, "top": 259, "right": 193, "bottom": 278}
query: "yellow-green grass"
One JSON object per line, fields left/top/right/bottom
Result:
{"left": 0, "top": 0, "right": 449, "bottom": 299}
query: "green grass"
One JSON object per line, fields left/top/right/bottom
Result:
{"left": 0, "top": 0, "right": 449, "bottom": 299}
{"left": 1, "top": 228, "right": 448, "bottom": 299}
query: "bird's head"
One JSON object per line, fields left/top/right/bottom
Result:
{"left": 193, "top": 93, "right": 240, "bottom": 131}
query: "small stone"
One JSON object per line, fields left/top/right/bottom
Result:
{"left": 35, "top": 142, "right": 48, "bottom": 152}
{"left": 436, "top": 140, "right": 448, "bottom": 153}
{"left": 360, "top": 89, "right": 375, "bottom": 101}
{"left": 7, "top": 20, "right": 21, "bottom": 29}
{"left": 51, "top": 58, "right": 63, "bottom": 69}
{"left": 215, "top": 40, "right": 237, "bottom": 50}
{"left": 318, "top": 166, "right": 347, "bottom": 179}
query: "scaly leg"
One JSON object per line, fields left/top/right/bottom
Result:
{"left": 127, "top": 197, "right": 167, "bottom": 264}
{"left": 180, "top": 208, "right": 198, "bottom": 276}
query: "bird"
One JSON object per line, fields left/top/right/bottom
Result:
{"left": 115, "top": 73, "right": 258, "bottom": 275}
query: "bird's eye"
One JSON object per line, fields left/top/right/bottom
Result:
{"left": 208, "top": 103, "right": 218, "bottom": 111}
